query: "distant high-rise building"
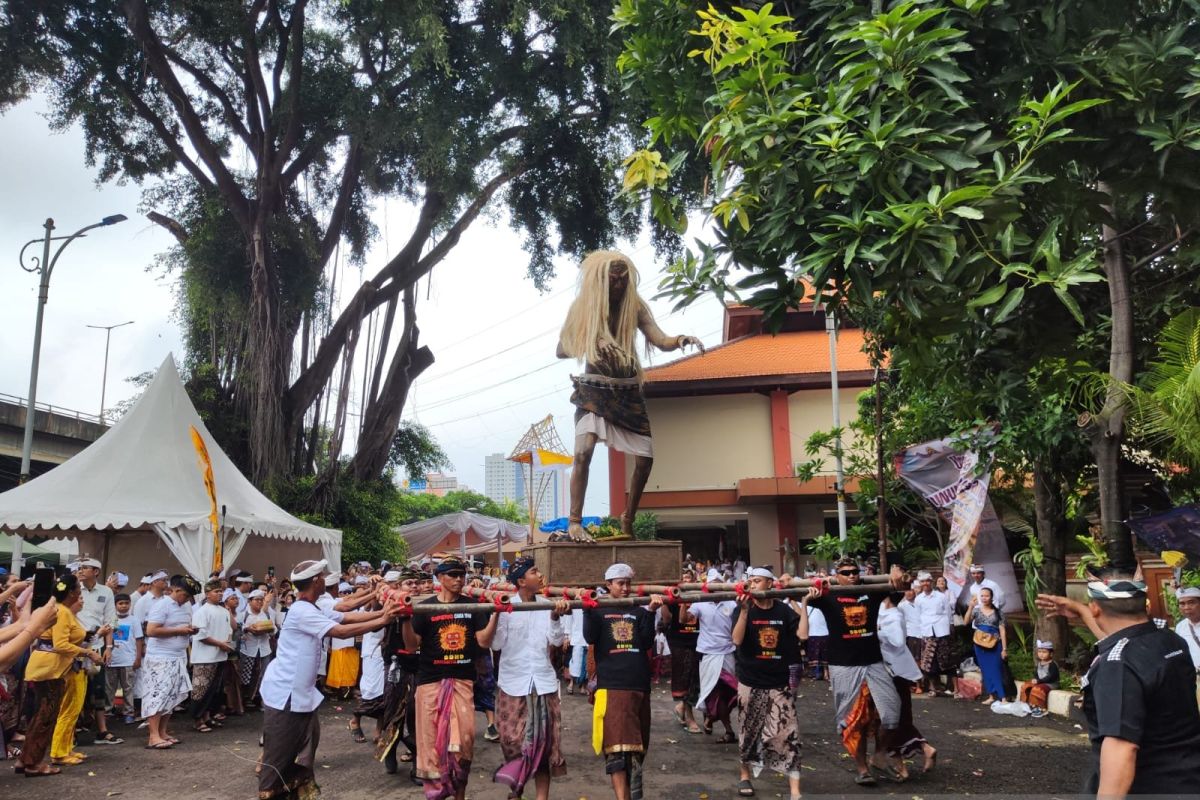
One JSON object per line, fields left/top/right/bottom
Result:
{"left": 484, "top": 452, "right": 567, "bottom": 523}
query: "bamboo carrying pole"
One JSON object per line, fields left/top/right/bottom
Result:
{"left": 676, "top": 574, "right": 893, "bottom": 592}
{"left": 397, "top": 581, "right": 898, "bottom": 615}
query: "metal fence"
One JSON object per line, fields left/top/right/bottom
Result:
{"left": 0, "top": 391, "right": 104, "bottom": 426}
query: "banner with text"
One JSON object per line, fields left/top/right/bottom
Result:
{"left": 895, "top": 432, "right": 1023, "bottom": 611}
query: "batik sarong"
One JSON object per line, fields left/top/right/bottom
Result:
{"left": 737, "top": 684, "right": 802, "bottom": 779}
{"left": 669, "top": 646, "right": 700, "bottom": 705}
{"left": 258, "top": 705, "right": 321, "bottom": 800}
{"left": 919, "top": 634, "right": 956, "bottom": 675}
{"left": 830, "top": 662, "right": 901, "bottom": 756}
{"left": 592, "top": 689, "right": 651, "bottom": 800}
{"left": 189, "top": 662, "right": 222, "bottom": 719}
{"left": 494, "top": 690, "right": 565, "bottom": 796}
{"left": 139, "top": 656, "right": 191, "bottom": 718}
{"left": 415, "top": 679, "right": 474, "bottom": 800}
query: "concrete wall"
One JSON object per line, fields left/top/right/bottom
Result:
{"left": 787, "top": 388, "right": 866, "bottom": 473}
{"left": 747, "top": 505, "right": 778, "bottom": 567}
{"left": 644, "top": 394, "right": 773, "bottom": 490}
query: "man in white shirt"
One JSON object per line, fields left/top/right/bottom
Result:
{"left": 258, "top": 560, "right": 398, "bottom": 800}
{"left": 966, "top": 564, "right": 1006, "bottom": 611}
{"left": 129, "top": 574, "right": 153, "bottom": 616}
{"left": 76, "top": 556, "right": 122, "bottom": 744}
{"left": 189, "top": 580, "right": 235, "bottom": 732}
{"left": 897, "top": 582, "right": 924, "bottom": 675}
{"left": 238, "top": 588, "right": 276, "bottom": 708}
{"left": 687, "top": 595, "right": 739, "bottom": 741}
{"left": 233, "top": 573, "right": 254, "bottom": 615}
{"left": 1175, "top": 586, "right": 1200, "bottom": 706}
{"left": 143, "top": 575, "right": 201, "bottom": 748}
{"left": 492, "top": 556, "right": 571, "bottom": 800}
{"left": 913, "top": 572, "right": 956, "bottom": 695}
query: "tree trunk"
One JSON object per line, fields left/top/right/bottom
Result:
{"left": 241, "top": 235, "right": 291, "bottom": 485}
{"left": 1087, "top": 182, "right": 1137, "bottom": 571}
{"left": 350, "top": 289, "right": 435, "bottom": 480}
{"left": 1032, "top": 465, "right": 1068, "bottom": 654}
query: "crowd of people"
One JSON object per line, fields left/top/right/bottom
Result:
{"left": 1, "top": 553, "right": 1199, "bottom": 798}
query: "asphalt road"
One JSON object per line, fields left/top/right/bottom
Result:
{"left": 3, "top": 677, "right": 1091, "bottom": 799}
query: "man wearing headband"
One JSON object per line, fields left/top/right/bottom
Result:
{"left": 130, "top": 574, "right": 154, "bottom": 617}
{"left": 373, "top": 567, "right": 423, "bottom": 780}
{"left": 1174, "top": 585, "right": 1200, "bottom": 705}
{"left": 237, "top": 588, "right": 275, "bottom": 709}
{"left": 801, "top": 559, "right": 908, "bottom": 786}
{"left": 686, "top": 572, "right": 739, "bottom": 744}
{"left": 401, "top": 556, "right": 500, "bottom": 800}
{"left": 966, "top": 564, "right": 1006, "bottom": 610}
{"left": 75, "top": 556, "right": 122, "bottom": 745}
{"left": 730, "top": 566, "right": 805, "bottom": 800}
{"left": 492, "top": 555, "right": 572, "bottom": 800}
{"left": 189, "top": 580, "right": 235, "bottom": 733}
{"left": 584, "top": 562, "right": 666, "bottom": 800}
{"left": 660, "top": 566, "right": 702, "bottom": 732}
{"left": 258, "top": 560, "right": 400, "bottom": 800}
{"left": 913, "top": 570, "right": 955, "bottom": 696}
{"left": 1037, "top": 573, "right": 1200, "bottom": 795}
{"left": 141, "top": 575, "right": 202, "bottom": 749}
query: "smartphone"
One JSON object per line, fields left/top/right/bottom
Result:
{"left": 31, "top": 567, "right": 55, "bottom": 609}
{"left": 267, "top": 566, "right": 275, "bottom": 578}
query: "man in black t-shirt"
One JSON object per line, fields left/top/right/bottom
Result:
{"left": 660, "top": 566, "right": 702, "bottom": 733}
{"left": 402, "top": 557, "right": 498, "bottom": 800}
{"left": 801, "top": 559, "right": 907, "bottom": 787}
{"left": 730, "top": 567, "right": 804, "bottom": 800}
{"left": 1037, "top": 574, "right": 1200, "bottom": 796}
{"left": 584, "top": 562, "right": 664, "bottom": 800}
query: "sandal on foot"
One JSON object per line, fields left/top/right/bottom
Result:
{"left": 25, "top": 766, "right": 62, "bottom": 777}
{"left": 686, "top": 724, "right": 704, "bottom": 734}
{"left": 145, "top": 741, "right": 174, "bottom": 750}
{"left": 737, "top": 779, "right": 755, "bottom": 796}
{"left": 875, "top": 764, "right": 907, "bottom": 783}
{"left": 350, "top": 727, "right": 366, "bottom": 743}
{"left": 715, "top": 732, "right": 737, "bottom": 744}
{"left": 855, "top": 772, "right": 877, "bottom": 786}
{"left": 194, "top": 724, "right": 214, "bottom": 733}
{"left": 399, "top": 751, "right": 414, "bottom": 762}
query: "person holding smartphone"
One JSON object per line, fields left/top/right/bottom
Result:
{"left": 141, "top": 575, "right": 201, "bottom": 749}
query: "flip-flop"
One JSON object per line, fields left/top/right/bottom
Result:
{"left": 737, "top": 778, "right": 755, "bottom": 796}
{"left": 194, "top": 724, "right": 214, "bottom": 733}
{"left": 854, "top": 772, "right": 878, "bottom": 786}
{"left": 144, "top": 741, "right": 174, "bottom": 750}
{"left": 715, "top": 732, "right": 737, "bottom": 744}
{"left": 24, "top": 766, "right": 62, "bottom": 778}
{"left": 874, "top": 764, "right": 908, "bottom": 783}
{"left": 686, "top": 725, "right": 704, "bottom": 734}
{"left": 350, "top": 728, "right": 367, "bottom": 743}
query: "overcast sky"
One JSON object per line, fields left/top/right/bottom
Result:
{"left": 0, "top": 95, "right": 727, "bottom": 516}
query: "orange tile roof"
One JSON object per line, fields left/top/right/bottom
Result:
{"left": 645, "top": 328, "right": 873, "bottom": 383}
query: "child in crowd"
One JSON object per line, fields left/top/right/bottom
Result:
{"left": 1021, "top": 640, "right": 1060, "bottom": 718}
{"left": 108, "top": 593, "right": 142, "bottom": 724}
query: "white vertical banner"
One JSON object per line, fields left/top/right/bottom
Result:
{"left": 895, "top": 430, "right": 1023, "bottom": 612}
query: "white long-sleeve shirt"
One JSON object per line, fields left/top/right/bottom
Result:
{"left": 897, "top": 598, "right": 921, "bottom": 638}
{"left": 913, "top": 589, "right": 954, "bottom": 637}
{"left": 878, "top": 605, "right": 922, "bottom": 682}
{"left": 567, "top": 607, "right": 586, "bottom": 646}
{"left": 493, "top": 595, "right": 565, "bottom": 697}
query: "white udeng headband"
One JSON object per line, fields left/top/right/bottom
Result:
{"left": 605, "top": 563, "right": 634, "bottom": 581}
{"left": 1176, "top": 586, "right": 1200, "bottom": 600}
{"left": 290, "top": 559, "right": 329, "bottom": 581}
{"left": 746, "top": 567, "right": 775, "bottom": 580}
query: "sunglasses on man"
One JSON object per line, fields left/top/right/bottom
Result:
{"left": 442, "top": 571, "right": 466, "bottom": 579}
{"left": 838, "top": 569, "right": 860, "bottom": 576}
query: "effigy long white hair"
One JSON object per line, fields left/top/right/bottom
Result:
{"left": 559, "top": 250, "right": 647, "bottom": 377}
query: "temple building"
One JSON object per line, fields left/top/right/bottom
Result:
{"left": 608, "top": 300, "right": 875, "bottom": 570}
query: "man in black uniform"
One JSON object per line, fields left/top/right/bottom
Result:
{"left": 1037, "top": 574, "right": 1200, "bottom": 796}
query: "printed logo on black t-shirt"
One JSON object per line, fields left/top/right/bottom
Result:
{"left": 755, "top": 623, "right": 780, "bottom": 659}
{"left": 837, "top": 596, "right": 873, "bottom": 639}
{"left": 431, "top": 613, "right": 471, "bottom": 665}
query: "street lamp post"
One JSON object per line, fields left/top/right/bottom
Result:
{"left": 86, "top": 320, "right": 134, "bottom": 424}
{"left": 17, "top": 214, "right": 127, "bottom": 483}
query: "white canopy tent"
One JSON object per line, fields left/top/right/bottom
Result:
{"left": 398, "top": 511, "right": 529, "bottom": 562}
{"left": 0, "top": 355, "right": 340, "bottom": 580}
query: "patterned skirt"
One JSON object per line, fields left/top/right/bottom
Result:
{"left": 140, "top": 656, "right": 192, "bottom": 718}
{"left": 737, "top": 684, "right": 802, "bottom": 779}
{"left": 669, "top": 646, "right": 700, "bottom": 704}
{"left": 919, "top": 635, "right": 956, "bottom": 675}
